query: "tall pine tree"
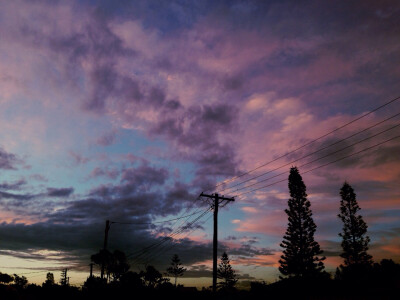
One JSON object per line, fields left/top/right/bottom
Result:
{"left": 338, "top": 182, "right": 372, "bottom": 266}
{"left": 217, "top": 252, "right": 237, "bottom": 290}
{"left": 166, "top": 254, "right": 186, "bottom": 287}
{"left": 279, "top": 167, "right": 325, "bottom": 278}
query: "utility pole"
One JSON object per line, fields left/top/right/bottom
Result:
{"left": 101, "top": 220, "right": 111, "bottom": 280}
{"left": 199, "top": 192, "right": 234, "bottom": 293}
{"left": 89, "top": 263, "right": 94, "bottom": 278}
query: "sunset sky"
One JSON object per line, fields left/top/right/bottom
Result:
{"left": 0, "top": 0, "right": 399, "bottom": 288}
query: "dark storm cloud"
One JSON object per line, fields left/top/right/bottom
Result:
{"left": 151, "top": 103, "right": 241, "bottom": 184}
{"left": 0, "top": 191, "right": 35, "bottom": 201}
{"left": 151, "top": 103, "right": 238, "bottom": 146}
{"left": 121, "top": 164, "right": 168, "bottom": 187}
{"left": 47, "top": 195, "right": 156, "bottom": 225}
{"left": 0, "top": 179, "right": 27, "bottom": 191}
{"left": 0, "top": 216, "right": 213, "bottom": 269}
{"left": 47, "top": 187, "right": 74, "bottom": 198}
{"left": 0, "top": 147, "right": 20, "bottom": 170}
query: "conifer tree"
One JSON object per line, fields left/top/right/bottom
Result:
{"left": 217, "top": 252, "right": 237, "bottom": 290}
{"left": 166, "top": 254, "right": 186, "bottom": 287}
{"left": 279, "top": 167, "right": 325, "bottom": 278}
{"left": 338, "top": 182, "right": 372, "bottom": 266}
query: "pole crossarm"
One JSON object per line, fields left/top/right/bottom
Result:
{"left": 199, "top": 192, "right": 235, "bottom": 207}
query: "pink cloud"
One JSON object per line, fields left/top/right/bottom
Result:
{"left": 236, "top": 209, "right": 286, "bottom": 236}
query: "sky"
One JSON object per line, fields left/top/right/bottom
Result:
{"left": 0, "top": 0, "right": 400, "bottom": 288}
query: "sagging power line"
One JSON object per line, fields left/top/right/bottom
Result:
{"left": 235, "top": 134, "right": 400, "bottom": 198}
{"left": 227, "top": 122, "right": 400, "bottom": 195}
{"left": 206, "top": 94, "right": 400, "bottom": 193}
{"left": 217, "top": 112, "right": 400, "bottom": 194}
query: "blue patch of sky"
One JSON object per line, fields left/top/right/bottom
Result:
{"left": 80, "top": 0, "right": 215, "bottom": 33}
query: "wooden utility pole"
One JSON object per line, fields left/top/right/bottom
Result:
{"left": 199, "top": 192, "right": 234, "bottom": 293}
{"left": 89, "top": 263, "right": 94, "bottom": 278}
{"left": 101, "top": 220, "right": 111, "bottom": 280}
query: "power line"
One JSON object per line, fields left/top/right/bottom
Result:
{"left": 126, "top": 207, "right": 209, "bottom": 257}
{"left": 235, "top": 134, "right": 400, "bottom": 198}
{"left": 217, "top": 111, "right": 400, "bottom": 194}
{"left": 129, "top": 208, "right": 212, "bottom": 266}
{"left": 127, "top": 207, "right": 211, "bottom": 262}
{"left": 129, "top": 208, "right": 211, "bottom": 265}
{"left": 141, "top": 213, "right": 214, "bottom": 267}
{"left": 110, "top": 210, "right": 205, "bottom": 225}
{"left": 206, "top": 94, "right": 400, "bottom": 192}
{"left": 134, "top": 210, "right": 213, "bottom": 266}
{"left": 227, "top": 122, "right": 400, "bottom": 194}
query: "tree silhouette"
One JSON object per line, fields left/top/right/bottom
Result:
{"left": 217, "top": 252, "right": 237, "bottom": 290}
{"left": 279, "top": 167, "right": 325, "bottom": 278}
{"left": 338, "top": 182, "right": 372, "bottom": 266}
{"left": 91, "top": 249, "right": 113, "bottom": 281}
{"left": 108, "top": 250, "right": 130, "bottom": 281}
{"left": 141, "top": 265, "right": 164, "bottom": 288}
{"left": 0, "top": 272, "right": 13, "bottom": 284}
{"left": 13, "top": 274, "right": 28, "bottom": 289}
{"left": 91, "top": 249, "right": 129, "bottom": 282}
{"left": 166, "top": 254, "right": 186, "bottom": 287}
{"left": 42, "top": 272, "right": 55, "bottom": 288}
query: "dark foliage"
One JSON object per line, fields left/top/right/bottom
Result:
{"left": 141, "top": 265, "right": 170, "bottom": 288}
{"left": 279, "top": 167, "right": 325, "bottom": 278}
{"left": 166, "top": 254, "right": 187, "bottom": 287}
{"left": 90, "top": 249, "right": 129, "bottom": 282}
{"left": 338, "top": 182, "right": 372, "bottom": 266}
{"left": 217, "top": 252, "right": 238, "bottom": 291}
{"left": 0, "top": 272, "right": 13, "bottom": 284}
{"left": 1, "top": 260, "right": 400, "bottom": 300}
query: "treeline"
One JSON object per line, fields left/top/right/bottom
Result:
{"left": 1, "top": 258, "right": 399, "bottom": 299}
{"left": 0, "top": 252, "right": 237, "bottom": 299}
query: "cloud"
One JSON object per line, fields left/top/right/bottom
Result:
{"left": 184, "top": 265, "right": 212, "bottom": 278}
{"left": 29, "top": 174, "right": 48, "bottom": 182}
{"left": 88, "top": 167, "right": 119, "bottom": 180}
{"left": 69, "top": 151, "right": 90, "bottom": 165}
{"left": 0, "top": 147, "right": 21, "bottom": 170}
{"left": 121, "top": 164, "right": 168, "bottom": 188}
{"left": 95, "top": 130, "right": 117, "bottom": 146}
{"left": 47, "top": 187, "right": 74, "bottom": 198}
{"left": 0, "top": 179, "right": 27, "bottom": 191}
{"left": 0, "top": 191, "right": 35, "bottom": 201}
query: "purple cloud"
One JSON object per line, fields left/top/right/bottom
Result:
{"left": 69, "top": 151, "right": 90, "bottom": 165}
{"left": 0, "top": 147, "right": 20, "bottom": 170}
{"left": 47, "top": 187, "right": 74, "bottom": 198}
{"left": 88, "top": 167, "right": 119, "bottom": 180}
{"left": 96, "top": 130, "right": 117, "bottom": 146}
{"left": 0, "top": 179, "right": 27, "bottom": 191}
